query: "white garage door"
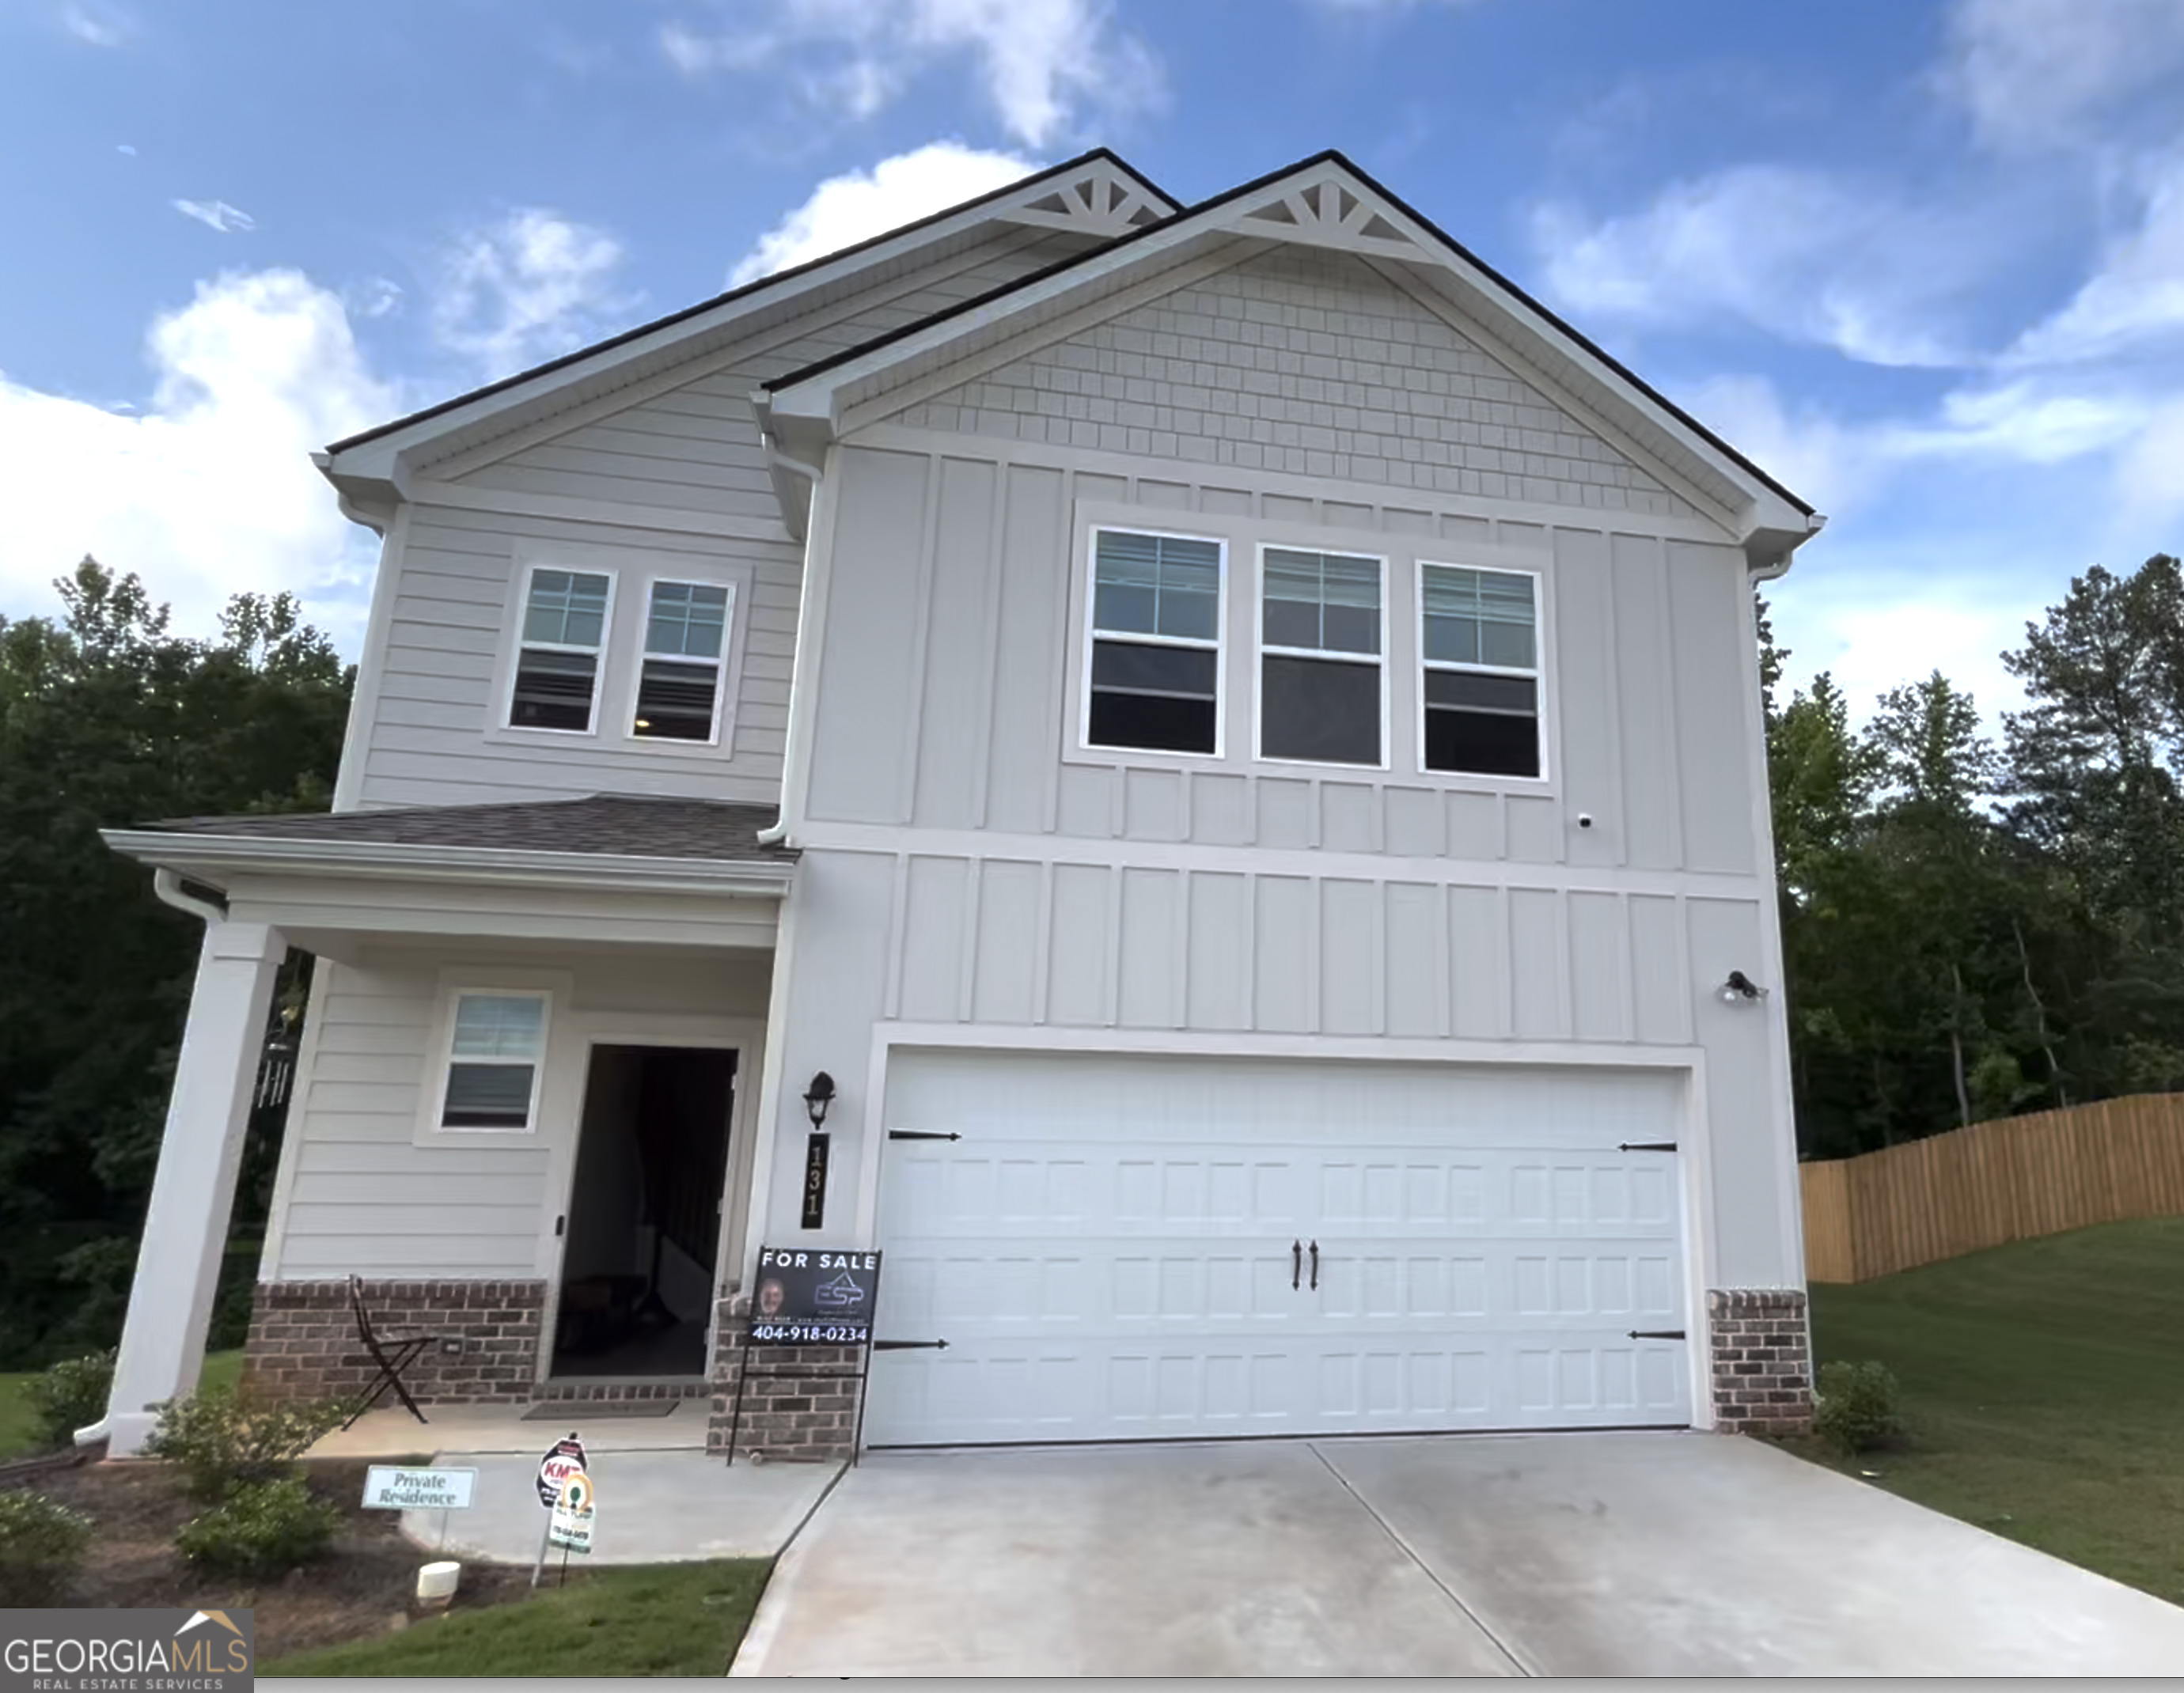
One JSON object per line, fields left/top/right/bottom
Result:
{"left": 865, "top": 1051, "right": 1693, "bottom": 1446}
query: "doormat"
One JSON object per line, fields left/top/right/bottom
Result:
{"left": 520, "top": 1399, "right": 683, "bottom": 1421}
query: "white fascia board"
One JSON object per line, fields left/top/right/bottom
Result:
{"left": 100, "top": 828, "right": 796, "bottom": 900}
{"left": 318, "top": 161, "right": 1178, "bottom": 490}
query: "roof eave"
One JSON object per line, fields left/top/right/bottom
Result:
{"left": 100, "top": 828, "right": 798, "bottom": 900}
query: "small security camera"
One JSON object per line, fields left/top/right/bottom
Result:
{"left": 1576, "top": 812, "right": 1594, "bottom": 830}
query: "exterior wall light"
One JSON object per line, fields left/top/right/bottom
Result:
{"left": 1718, "top": 971, "right": 1767, "bottom": 1004}
{"left": 802, "top": 1070, "right": 836, "bottom": 1128}
{"left": 800, "top": 1072, "right": 836, "bottom": 1230}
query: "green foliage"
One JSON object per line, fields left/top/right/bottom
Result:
{"left": 141, "top": 1383, "right": 350, "bottom": 1502}
{"left": 0, "top": 1489, "right": 94, "bottom": 1605}
{"left": 1813, "top": 1359, "right": 1907, "bottom": 1455}
{"left": 21, "top": 1349, "right": 115, "bottom": 1449}
{"left": 0, "top": 557, "right": 349, "bottom": 1366}
{"left": 174, "top": 1478, "right": 339, "bottom": 1578}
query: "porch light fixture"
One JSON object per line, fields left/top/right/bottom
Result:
{"left": 802, "top": 1070, "right": 836, "bottom": 1129}
{"left": 1718, "top": 971, "right": 1766, "bottom": 1004}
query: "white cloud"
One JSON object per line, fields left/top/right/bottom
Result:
{"left": 172, "top": 199, "right": 255, "bottom": 234}
{"left": 2004, "top": 153, "right": 2184, "bottom": 366}
{"left": 659, "top": 0, "right": 1160, "bottom": 150}
{"left": 432, "top": 209, "right": 634, "bottom": 381}
{"left": 1530, "top": 168, "right": 1998, "bottom": 368}
{"left": 0, "top": 271, "right": 396, "bottom": 644}
{"left": 729, "top": 142, "right": 1040, "bottom": 286}
{"left": 1771, "top": 568, "right": 2036, "bottom": 728}
{"left": 1939, "top": 0, "right": 2184, "bottom": 152}
{"left": 345, "top": 276, "right": 405, "bottom": 321}
{"left": 116, "top": 142, "right": 135, "bottom": 157}
{"left": 63, "top": 3, "right": 126, "bottom": 47}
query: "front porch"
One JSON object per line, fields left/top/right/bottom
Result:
{"left": 94, "top": 794, "right": 797, "bottom": 1457}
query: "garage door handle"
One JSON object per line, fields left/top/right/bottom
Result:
{"left": 1309, "top": 1240, "right": 1318, "bottom": 1291}
{"left": 1291, "top": 1240, "right": 1302, "bottom": 1290}
{"left": 1628, "top": 1329, "right": 1686, "bottom": 1341}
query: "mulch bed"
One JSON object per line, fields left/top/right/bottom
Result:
{"left": 3, "top": 1457, "right": 539, "bottom": 1661}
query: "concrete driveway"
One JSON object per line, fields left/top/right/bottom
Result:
{"left": 731, "top": 1432, "right": 2184, "bottom": 1676}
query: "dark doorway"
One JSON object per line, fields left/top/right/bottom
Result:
{"left": 552, "top": 1045, "right": 736, "bottom": 1379}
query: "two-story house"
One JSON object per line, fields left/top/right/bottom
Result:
{"left": 93, "top": 149, "right": 1823, "bottom": 1460}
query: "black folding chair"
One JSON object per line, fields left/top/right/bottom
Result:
{"left": 340, "top": 1274, "right": 453, "bottom": 1430}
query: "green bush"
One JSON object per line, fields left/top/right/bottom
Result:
{"left": 0, "top": 1490, "right": 94, "bottom": 1605}
{"left": 21, "top": 1350, "right": 116, "bottom": 1449}
{"left": 175, "top": 1479, "right": 339, "bottom": 1578}
{"left": 1814, "top": 1358, "right": 1908, "bottom": 1455}
{"left": 141, "top": 1384, "right": 349, "bottom": 1502}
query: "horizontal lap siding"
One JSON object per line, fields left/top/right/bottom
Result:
{"left": 355, "top": 225, "right": 1092, "bottom": 812}
{"left": 274, "top": 946, "right": 772, "bottom": 1280}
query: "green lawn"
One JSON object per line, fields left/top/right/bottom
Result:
{"left": 0, "top": 1349, "right": 241, "bottom": 1460}
{"left": 1806, "top": 1217, "right": 2184, "bottom": 1607}
{"left": 265, "top": 1559, "right": 773, "bottom": 1678}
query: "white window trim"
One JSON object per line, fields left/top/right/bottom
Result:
{"left": 624, "top": 574, "right": 737, "bottom": 748}
{"left": 1414, "top": 559, "right": 1552, "bottom": 785}
{"left": 1251, "top": 542, "right": 1392, "bottom": 773}
{"left": 503, "top": 562, "right": 619, "bottom": 739}
{"left": 415, "top": 971, "right": 570, "bottom": 1144}
{"left": 1077, "top": 524, "right": 1230, "bottom": 763}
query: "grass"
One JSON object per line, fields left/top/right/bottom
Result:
{"left": 1804, "top": 1216, "right": 2184, "bottom": 1607}
{"left": 263, "top": 1559, "right": 774, "bottom": 1678}
{"left": 0, "top": 1350, "right": 243, "bottom": 1461}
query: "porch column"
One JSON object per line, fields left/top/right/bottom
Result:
{"left": 98, "top": 918, "right": 286, "bottom": 1456}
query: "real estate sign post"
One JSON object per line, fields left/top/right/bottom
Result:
{"left": 530, "top": 1434, "right": 587, "bottom": 1589}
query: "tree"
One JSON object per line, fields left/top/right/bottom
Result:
{"left": 0, "top": 558, "right": 351, "bottom": 1365}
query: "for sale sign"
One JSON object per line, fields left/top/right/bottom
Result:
{"left": 535, "top": 1434, "right": 588, "bottom": 1509}
{"left": 748, "top": 1246, "right": 882, "bottom": 1345}
{"left": 548, "top": 1471, "right": 596, "bottom": 1555}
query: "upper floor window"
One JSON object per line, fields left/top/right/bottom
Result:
{"left": 439, "top": 991, "right": 548, "bottom": 1131}
{"left": 510, "top": 567, "right": 613, "bottom": 733}
{"left": 632, "top": 579, "right": 734, "bottom": 743}
{"left": 1420, "top": 564, "right": 1542, "bottom": 778}
{"left": 1083, "top": 528, "right": 1223, "bottom": 756}
{"left": 1258, "top": 547, "right": 1385, "bottom": 767}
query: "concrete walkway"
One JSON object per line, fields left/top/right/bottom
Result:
{"left": 733, "top": 1432, "right": 2184, "bottom": 1676}
{"left": 309, "top": 1398, "right": 711, "bottom": 1460}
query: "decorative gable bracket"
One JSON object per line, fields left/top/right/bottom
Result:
{"left": 997, "top": 158, "right": 1170, "bottom": 239}
{"left": 1215, "top": 163, "right": 1435, "bottom": 263}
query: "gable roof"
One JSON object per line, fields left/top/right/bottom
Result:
{"left": 759, "top": 149, "right": 1819, "bottom": 555}
{"left": 316, "top": 149, "right": 1178, "bottom": 517}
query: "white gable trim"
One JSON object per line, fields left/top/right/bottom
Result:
{"left": 763, "top": 155, "right": 1820, "bottom": 557}
{"left": 994, "top": 154, "right": 1170, "bottom": 239}
{"left": 319, "top": 153, "right": 1178, "bottom": 490}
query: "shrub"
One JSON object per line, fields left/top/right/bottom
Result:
{"left": 175, "top": 1479, "right": 339, "bottom": 1578}
{"left": 141, "top": 1384, "right": 349, "bottom": 1502}
{"left": 0, "top": 1490, "right": 94, "bottom": 1605}
{"left": 21, "top": 1350, "right": 116, "bottom": 1449}
{"left": 1814, "top": 1359, "right": 1907, "bottom": 1455}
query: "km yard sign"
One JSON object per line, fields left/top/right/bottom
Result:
{"left": 535, "top": 1434, "right": 587, "bottom": 1509}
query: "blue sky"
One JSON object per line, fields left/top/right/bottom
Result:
{"left": 4, "top": 0, "right": 2182, "bottom": 725}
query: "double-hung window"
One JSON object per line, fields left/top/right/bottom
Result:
{"left": 438, "top": 992, "right": 548, "bottom": 1131}
{"left": 1258, "top": 547, "right": 1385, "bottom": 766}
{"left": 1084, "top": 528, "right": 1223, "bottom": 756}
{"left": 510, "top": 568, "right": 612, "bottom": 733}
{"left": 1420, "top": 564, "right": 1543, "bottom": 778}
{"left": 632, "top": 580, "right": 733, "bottom": 742}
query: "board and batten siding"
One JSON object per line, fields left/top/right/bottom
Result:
{"left": 345, "top": 225, "right": 1098, "bottom": 812}
{"left": 760, "top": 419, "right": 1795, "bottom": 1289}
{"left": 265, "top": 945, "right": 772, "bottom": 1281}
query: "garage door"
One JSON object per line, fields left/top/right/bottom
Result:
{"left": 865, "top": 1051, "right": 1693, "bottom": 1446}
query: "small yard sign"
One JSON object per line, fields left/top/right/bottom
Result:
{"left": 535, "top": 1434, "right": 589, "bottom": 1509}
{"left": 360, "top": 1465, "right": 477, "bottom": 1510}
{"left": 548, "top": 1471, "right": 596, "bottom": 1555}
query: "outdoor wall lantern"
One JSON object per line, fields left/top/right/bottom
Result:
{"left": 800, "top": 1072, "right": 836, "bottom": 1230}
{"left": 1718, "top": 971, "right": 1767, "bottom": 1004}
{"left": 802, "top": 1070, "right": 836, "bottom": 1128}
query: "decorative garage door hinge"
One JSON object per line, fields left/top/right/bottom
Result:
{"left": 1617, "top": 1141, "right": 1678, "bottom": 1152}
{"left": 1627, "top": 1329, "right": 1687, "bottom": 1341}
{"left": 888, "top": 1129, "right": 962, "bottom": 1142}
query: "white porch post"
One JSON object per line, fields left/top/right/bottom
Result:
{"left": 98, "top": 917, "right": 286, "bottom": 1455}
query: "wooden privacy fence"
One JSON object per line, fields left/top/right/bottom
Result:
{"left": 1800, "top": 1092, "right": 2184, "bottom": 1282}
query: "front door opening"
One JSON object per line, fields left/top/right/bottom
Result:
{"left": 553, "top": 1044, "right": 736, "bottom": 1380}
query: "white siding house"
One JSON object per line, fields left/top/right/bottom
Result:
{"left": 95, "top": 149, "right": 1822, "bottom": 1460}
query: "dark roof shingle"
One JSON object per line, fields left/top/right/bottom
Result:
{"left": 147, "top": 794, "right": 796, "bottom": 863}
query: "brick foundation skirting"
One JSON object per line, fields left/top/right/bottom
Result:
{"left": 1707, "top": 1289, "right": 1814, "bottom": 1435}
{"left": 706, "top": 1298, "right": 864, "bottom": 1462}
{"left": 242, "top": 1279, "right": 548, "bottom": 1406}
